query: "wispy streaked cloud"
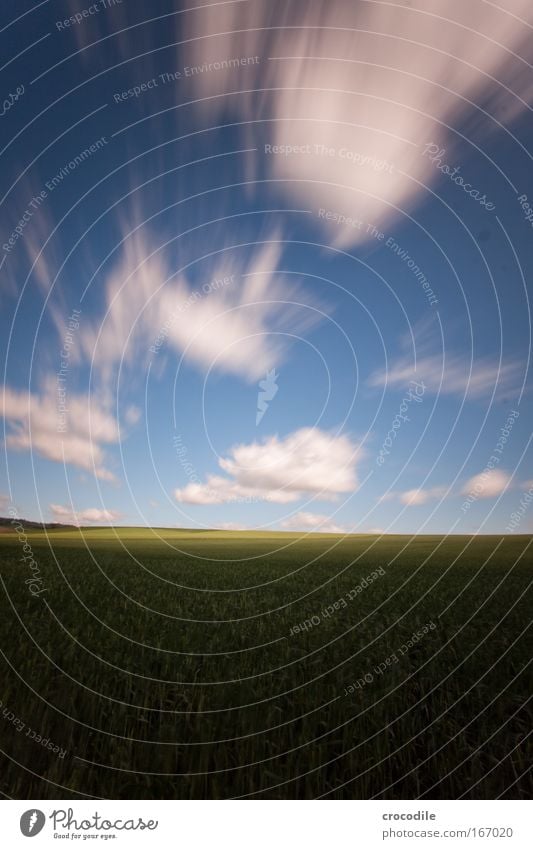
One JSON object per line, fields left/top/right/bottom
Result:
{"left": 183, "top": 0, "right": 533, "bottom": 246}
{"left": 1, "top": 181, "right": 62, "bottom": 302}
{"left": 174, "top": 427, "right": 362, "bottom": 505}
{"left": 369, "top": 352, "right": 522, "bottom": 400}
{"left": 77, "top": 229, "right": 322, "bottom": 385}
{"left": 368, "top": 315, "right": 523, "bottom": 400}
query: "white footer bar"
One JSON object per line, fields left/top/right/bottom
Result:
{"left": 2, "top": 800, "right": 532, "bottom": 848}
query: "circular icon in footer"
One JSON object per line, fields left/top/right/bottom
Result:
{"left": 20, "top": 810, "right": 46, "bottom": 837}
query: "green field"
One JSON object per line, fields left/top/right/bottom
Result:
{"left": 0, "top": 527, "right": 531, "bottom": 799}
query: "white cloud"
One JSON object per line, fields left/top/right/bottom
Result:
{"left": 280, "top": 510, "right": 348, "bottom": 534}
{"left": 174, "top": 427, "right": 362, "bottom": 505}
{"left": 78, "top": 229, "right": 322, "bottom": 384}
{"left": 384, "top": 471, "right": 514, "bottom": 507}
{"left": 183, "top": 0, "right": 533, "bottom": 247}
{"left": 173, "top": 475, "right": 273, "bottom": 505}
{"left": 383, "top": 486, "right": 447, "bottom": 506}
{"left": 123, "top": 405, "right": 142, "bottom": 426}
{"left": 50, "top": 504, "right": 123, "bottom": 525}
{"left": 1, "top": 382, "right": 120, "bottom": 481}
{"left": 0, "top": 494, "right": 9, "bottom": 511}
{"left": 213, "top": 522, "right": 250, "bottom": 531}
{"left": 400, "top": 486, "right": 447, "bottom": 505}
{"left": 461, "top": 469, "right": 511, "bottom": 499}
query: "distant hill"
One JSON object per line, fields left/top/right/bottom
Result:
{"left": 0, "top": 516, "right": 73, "bottom": 531}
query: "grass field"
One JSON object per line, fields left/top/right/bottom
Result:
{"left": 0, "top": 527, "right": 531, "bottom": 799}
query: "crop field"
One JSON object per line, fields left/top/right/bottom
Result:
{"left": 0, "top": 528, "right": 531, "bottom": 799}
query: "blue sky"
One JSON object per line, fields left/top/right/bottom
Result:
{"left": 1, "top": 0, "right": 532, "bottom": 534}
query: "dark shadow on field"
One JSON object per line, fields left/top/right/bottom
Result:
{"left": 0, "top": 532, "right": 531, "bottom": 799}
